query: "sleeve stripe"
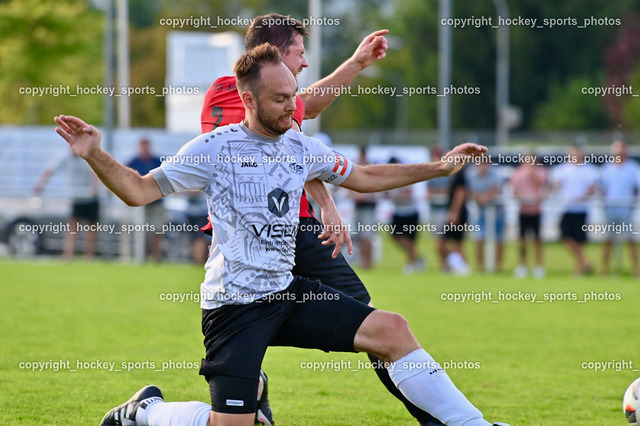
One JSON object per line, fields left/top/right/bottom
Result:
{"left": 332, "top": 155, "right": 349, "bottom": 175}
{"left": 340, "top": 157, "right": 348, "bottom": 176}
{"left": 150, "top": 167, "right": 175, "bottom": 197}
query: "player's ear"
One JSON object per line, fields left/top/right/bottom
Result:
{"left": 241, "top": 91, "right": 257, "bottom": 111}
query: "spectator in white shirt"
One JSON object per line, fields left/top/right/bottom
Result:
{"left": 551, "top": 145, "right": 598, "bottom": 275}
{"left": 599, "top": 141, "right": 639, "bottom": 276}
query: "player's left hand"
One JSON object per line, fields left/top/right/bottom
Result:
{"left": 440, "top": 143, "right": 489, "bottom": 176}
{"left": 351, "top": 29, "right": 389, "bottom": 69}
{"left": 318, "top": 206, "right": 353, "bottom": 258}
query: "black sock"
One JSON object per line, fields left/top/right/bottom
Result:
{"left": 367, "top": 353, "right": 443, "bottom": 425}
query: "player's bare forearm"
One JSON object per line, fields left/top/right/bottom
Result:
{"left": 54, "top": 115, "right": 162, "bottom": 207}
{"left": 342, "top": 143, "right": 487, "bottom": 193}
{"left": 304, "top": 179, "right": 334, "bottom": 211}
{"left": 300, "top": 60, "right": 362, "bottom": 119}
{"left": 301, "top": 29, "right": 389, "bottom": 119}
{"left": 342, "top": 162, "right": 449, "bottom": 193}
{"left": 304, "top": 179, "right": 352, "bottom": 256}
{"left": 85, "top": 150, "right": 161, "bottom": 206}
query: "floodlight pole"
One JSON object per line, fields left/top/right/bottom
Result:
{"left": 482, "top": 0, "right": 510, "bottom": 273}
{"left": 492, "top": 0, "right": 509, "bottom": 147}
{"left": 103, "top": 0, "right": 115, "bottom": 152}
{"left": 116, "top": 0, "right": 130, "bottom": 129}
{"left": 306, "top": 0, "right": 322, "bottom": 135}
{"left": 438, "top": 0, "right": 452, "bottom": 149}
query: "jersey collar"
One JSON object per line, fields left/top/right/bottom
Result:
{"left": 239, "top": 121, "right": 283, "bottom": 143}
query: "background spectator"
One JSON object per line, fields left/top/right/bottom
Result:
{"left": 467, "top": 160, "right": 505, "bottom": 273}
{"left": 439, "top": 165, "right": 471, "bottom": 275}
{"left": 428, "top": 146, "right": 454, "bottom": 272}
{"left": 349, "top": 146, "right": 378, "bottom": 269}
{"left": 387, "top": 157, "right": 424, "bottom": 275}
{"left": 551, "top": 145, "right": 599, "bottom": 275}
{"left": 600, "top": 141, "right": 640, "bottom": 277}
{"left": 34, "top": 147, "right": 101, "bottom": 260}
{"left": 127, "top": 138, "right": 165, "bottom": 262}
{"left": 510, "top": 153, "right": 549, "bottom": 278}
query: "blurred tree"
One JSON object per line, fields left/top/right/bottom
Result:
{"left": 623, "top": 64, "right": 640, "bottom": 131}
{"left": 510, "top": 1, "right": 634, "bottom": 131}
{"left": 0, "top": 0, "right": 103, "bottom": 125}
{"left": 318, "top": 0, "right": 640, "bottom": 131}
{"left": 129, "top": 0, "right": 161, "bottom": 28}
{"left": 129, "top": 24, "right": 169, "bottom": 127}
{"left": 7, "top": 0, "right": 637, "bottom": 130}
{"left": 127, "top": 0, "right": 269, "bottom": 126}
{"left": 531, "top": 76, "right": 608, "bottom": 129}
{"left": 316, "top": 0, "right": 432, "bottom": 130}
{"left": 606, "top": 16, "right": 640, "bottom": 129}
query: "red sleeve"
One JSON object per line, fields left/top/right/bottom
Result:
{"left": 295, "top": 94, "right": 314, "bottom": 218}
{"left": 293, "top": 95, "right": 305, "bottom": 129}
{"left": 201, "top": 76, "right": 246, "bottom": 133}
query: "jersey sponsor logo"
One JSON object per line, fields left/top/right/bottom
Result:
{"left": 226, "top": 399, "right": 245, "bottom": 407}
{"left": 268, "top": 188, "right": 290, "bottom": 217}
{"left": 250, "top": 223, "right": 297, "bottom": 238}
{"left": 289, "top": 163, "right": 303, "bottom": 174}
{"left": 241, "top": 161, "right": 259, "bottom": 167}
{"left": 332, "top": 155, "right": 349, "bottom": 176}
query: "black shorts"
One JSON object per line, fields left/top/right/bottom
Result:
{"left": 71, "top": 199, "right": 99, "bottom": 222}
{"left": 442, "top": 208, "right": 468, "bottom": 243}
{"left": 199, "top": 276, "right": 375, "bottom": 414}
{"left": 292, "top": 217, "right": 371, "bottom": 304}
{"left": 560, "top": 212, "right": 587, "bottom": 243}
{"left": 443, "top": 220, "right": 467, "bottom": 243}
{"left": 391, "top": 213, "right": 419, "bottom": 241}
{"left": 519, "top": 213, "right": 541, "bottom": 239}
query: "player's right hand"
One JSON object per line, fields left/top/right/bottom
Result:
{"left": 318, "top": 207, "right": 353, "bottom": 258}
{"left": 54, "top": 115, "right": 102, "bottom": 160}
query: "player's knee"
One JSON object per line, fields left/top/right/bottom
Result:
{"left": 375, "top": 312, "right": 413, "bottom": 355}
{"left": 209, "top": 411, "right": 254, "bottom": 426}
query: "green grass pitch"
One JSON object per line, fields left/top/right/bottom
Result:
{"left": 1, "top": 237, "right": 638, "bottom": 424}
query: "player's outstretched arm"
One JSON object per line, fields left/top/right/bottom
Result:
{"left": 300, "top": 29, "right": 389, "bottom": 119}
{"left": 54, "top": 115, "right": 162, "bottom": 207}
{"left": 304, "top": 179, "right": 353, "bottom": 258}
{"left": 341, "top": 143, "right": 488, "bottom": 193}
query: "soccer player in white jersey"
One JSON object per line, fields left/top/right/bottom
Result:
{"left": 55, "top": 44, "right": 507, "bottom": 426}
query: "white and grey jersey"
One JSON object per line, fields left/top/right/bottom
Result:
{"left": 150, "top": 122, "right": 353, "bottom": 309}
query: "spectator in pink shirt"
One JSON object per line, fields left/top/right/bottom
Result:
{"left": 510, "top": 154, "right": 549, "bottom": 278}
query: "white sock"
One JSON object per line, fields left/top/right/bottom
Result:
{"left": 137, "top": 401, "right": 210, "bottom": 426}
{"left": 447, "top": 252, "right": 470, "bottom": 275}
{"left": 389, "top": 348, "right": 490, "bottom": 426}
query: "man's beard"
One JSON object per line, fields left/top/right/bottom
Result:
{"left": 256, "top": 104, "right": 292, "bottom": 136}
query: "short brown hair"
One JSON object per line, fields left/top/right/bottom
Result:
{"left": 245, "top": 13, "right": 309, "bottom": 53}
{"left": 233, "top": 43, "right": 282, "bottom": 95}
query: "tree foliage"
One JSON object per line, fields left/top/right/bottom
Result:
{"left": 4, "top": 0, "right": 640, "bottom": 131}
{"left": 0, "top": 0, "right": 103, "bottom": 125}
